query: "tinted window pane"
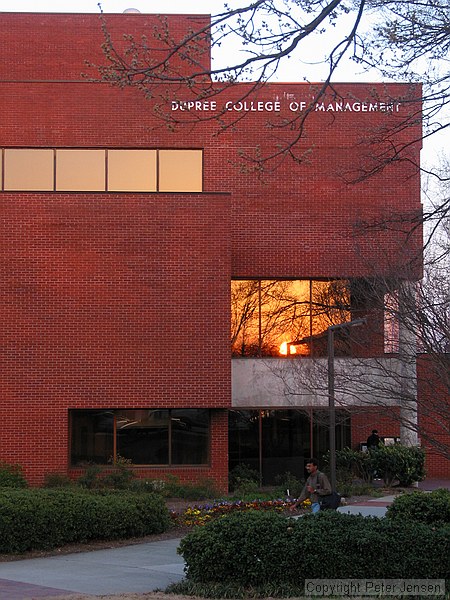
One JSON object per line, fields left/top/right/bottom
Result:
{"left": 262, "top": 409, "right": 310, "bottom": 484}
{"left": 108, "top": 150, "right": 157, "bottom": 192}
{"left": 231, "top": 279, "right": 351, "bottom": 357}
{"left": 4, "top": 149, "right": 54, "bottom": 191}
{"left": 171, "top": 409, "right": 209, "bottom": 464}
{"left": 116, "top": 409, "right": 169, "bottom": 465}
{"left": 312, "top": 409, "right": 351, "bottom": 466}
{"left": 56, "top": 149, "right": 105, "bottom": 191}
{"left": 158, "top": 150, "right": 203, "bottom": 192}
{"left": 228, "top": 409, "right": 260, "bottom": 474}
{"left": 70, "top": 410, "right": 114, "bottom": 465}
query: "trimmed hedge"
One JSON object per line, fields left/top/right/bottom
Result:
{"left": 331, "top": 445, "right": 426, "bottom": 486}
{"left": 178, "top": 510, "right": 450, "bottom": 586}
{"left": 0, "top": 489, "right": 170, "bottom": 553}
{"left": 387, "top": 488, "right": 450, "bottom": 525}
{"left": 0, "top": 461, "right": 28, "bottom": 488}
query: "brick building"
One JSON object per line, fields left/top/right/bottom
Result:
{"left": 0, "top": 11, "right": 448, "bottom": 490}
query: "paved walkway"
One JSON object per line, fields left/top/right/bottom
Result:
{"left": 0, "top": 479, "right": 449, "bottom": 600}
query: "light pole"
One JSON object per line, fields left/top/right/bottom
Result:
{"left": 328, "top": 318, "right": 366, "bottom": 492}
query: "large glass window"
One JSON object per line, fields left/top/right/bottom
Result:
{"left": 70, "top": 408, "right": 209, "bottom": 466}
{"left": 116, "top": 409, "right": 169, "bottom": 465}
{"left": 231, "top": 279, "right": 351, "bottom": 357}
{"left": 229, "top": 408, "right": 351, "bottom": 485}
{"left": 171, "top": 409, "right": 209, "bottom": 464}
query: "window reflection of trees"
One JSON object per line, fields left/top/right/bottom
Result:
{"left": 231, "top": 280, "right": 351, "bottom": 357}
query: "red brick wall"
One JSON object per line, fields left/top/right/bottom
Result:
{"left": 0, "top": 13, "right": 428, "bottom": 486}
{"left": 0, "top": 13, "right": 211, "bottom": 81}
{"left": 202, "top": 83, "right": 422, "bottom": 279}
{"left": 351, "top": 408, "right": 401, "bottom": 449}
{"left": 417, "top": 356, "right": 450, "bottom": 478}
{"left": 0, "top": 193, "right": 231, "bottom": 485}
{"left": 351, "top": 390, "right": 450, "bottom": 479}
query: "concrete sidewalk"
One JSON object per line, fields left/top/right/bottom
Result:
{"left": 0, "top": 480, "right": 448, "bottom": 600}
{"left": 0, "top": 537, "right": 185, "bottom": 599}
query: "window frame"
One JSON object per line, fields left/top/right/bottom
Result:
{"left": 0, "top": 148, "right": 203, "bottom": 193}
{"left": 69, "top": 408, "right": 210, "bottom": 467}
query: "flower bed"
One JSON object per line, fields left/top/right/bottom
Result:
{"left": 172, "top": 498, "right": 311, "bottom": 527}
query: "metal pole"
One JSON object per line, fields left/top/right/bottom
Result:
{"left": 328, "top": 327, "right": 337, "bottom": 493}
{"left": 258, "top": 410, "right": 263, "bottom": 488}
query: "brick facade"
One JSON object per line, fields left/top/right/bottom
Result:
{"left": 0, "top": 12, "right": 446, "bottom": 486}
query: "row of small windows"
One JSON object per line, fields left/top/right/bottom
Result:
{"left": 0, "top": 149, "right": 203, "bottom": 193}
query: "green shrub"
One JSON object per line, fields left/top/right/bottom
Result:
{"left": 43, "top": 472, "right": 73, "bottom": 488}
{"left": 76, "top": 457, "right": 135, "bottom": 490}
{"left": 178, "top": 510, "right": 450, "bottom": 586}
{"left": 325, "top": 448, "right": 374, "bottom": 483}
{"left": 328, "top": 446, "right": 426, "bottom": 487}
{"left": 232, "top": 480, "right": 260, "bottom": 498}
{"left": 370, "top": 445, "right": 426, "bottom": 486}
{"left": 229, "top": 464, "right": 259, "bottom": 492}
{"left": 0, "top": 461, "right": 28, "bottom": 488}
{"left": 337, "top": 482, "right": 382, "bottom": 498}
{"left": 163, "top": 475, "right": 220, "bottom": 500}
{"left": 77, "top": 464, "right": 103, "bottom": 489}
{"left": 274, "top": 472, "right": 303, "bottom": 498}
{"left": 129, "top": 478, "right": 167, "bottom": 493}
{"left": 387, "top": 488, "right": 450, "bottom": 525}
{"left": 0, "top": 489, "right": 170, "bottom": 554}
{"left": 103, "top": 457, "right": 135, "bottom": 489}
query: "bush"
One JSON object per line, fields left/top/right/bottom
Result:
{"left": 178, "top": 510, "right": 450, "bottom": 586}
{"left": 328, "top": 445, "right": 426, "bottom": 487}
{"left": 387, "top": 488, "right": 450, "bottom": 525}
{"left": 129, "top": 478, "right": 167, "bottom": 493}
{"left": 370, "top": 445, "right": 426, "bottom": 486}
{"left": 164, "top": 475, "right": 220, "bottom": 500}
{"left": 103, "top": 457, "right": 134, "bottom": 489}
{"left": 274, "top": 472, "right": 303, "bottom": 498}
{"left": 77, "top": 464, "right": 103, "bottom": 489}
{"left": 0, "top": 489, "right": 170, "bottom": 554}
{"left": 325, "top": 448, "right": 374, "bottom": 483}
{"left": 43, "top": 472, "right": 73, "bottom": 488}
{"left": 229, "top": 464, "right": 259, "bottom": 492}
{"left": 0, "top": 461, "right": 28, "bottom": 488}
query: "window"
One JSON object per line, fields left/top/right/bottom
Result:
{"left": 70, "top": 408, "right": 209, "bottom": 466}
{"left": 159, "top": 150, "right": 203, "bottom": 192}
{"left": 4, "top": 149, "right": 54, "bottom": 191}
{"left": 107, "top": 150, "right": 157, "bottom": 192}
{"left": 384, "top": 291, "right": 400, "bottom": 353}
{"left": 229, "top": 408, "right": 350, "bottom": 485}
{"left": 0, "top": 148, "right": 203, "bottom": 193}
{"left": 231, "top": 279, "right": 351, "bottom": 357}
{"left": 56, "top": 149, "right": 105, "bottom": 191}
{"left": 70, "top": 410, "right": 114, "bottom": 465}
